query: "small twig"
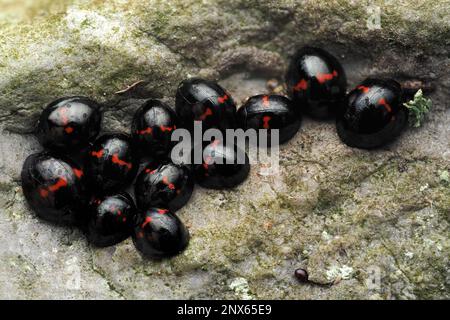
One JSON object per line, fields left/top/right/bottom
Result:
{"left": 114, "top": 80, "right": 145, "bottom": 95}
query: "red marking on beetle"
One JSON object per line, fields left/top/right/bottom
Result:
{"left": 91, "top": 149, "right": 104, "bottom": 158}
{"left": 72, "top": 168, "right": 83, "bottom": 179}
{"left": 293, "top": 79, "right": 308, "bottom": 91}
{"left": 157, "top": 209, "right": 168, "bottom": 214}
{"left": 262, "top": 95, "right": 270, "bottom": 107}
{"left": 145, "top": 168, "right": 157, "bottom": 174}
{"left": 357, "top": 85, "right": 370, "bottom": 93}
{"left": 122, "top": 217, "right": 127, "bottom": 222}
{"left": 162, "top": 176, "right": 175, "bottom": 190}
{"left": 65, "top": 126, "right": 74, "bottom": 134}
{"left": 378, "top": 98, "right": 392, "bottom": 113}
{"left": 141, "top": 216, "right": 153, "bottom": 228}
{"left": 111, "top": 154, "right": 132, "bottom": 170}
{"left": 117, "top": 210, "right": 122, "bottom": 216}
{"left": 262, "top": 116, "right": 271, "bottom": 129}
{"left": 316, "top": 70, "right": 338, "bottom": 84}
{"left": 136, "top": 231, "right": 144, "bottom": 238}
{"left": 137, "top": 127, "right": 153, "bottom": 135}
{"left": 39, "top": 178, "right": 68, "bottom": 198}
{"left": 217, "top": 94, "right": 228, "bottom": 104}
{"left": 48, "top": 178, "right": 67, "bottom": 192}
{"left": 39, "top": 189, "right": 49, "bottom": 197}
{"left": 160, "top": 125, "right": 176, "bottom": 132}
{"left": 198, "top": 107, "right": 213, "bottom": 121}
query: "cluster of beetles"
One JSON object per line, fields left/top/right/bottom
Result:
{"left": 21, "top": 46, "right": 421, "bottom": 260}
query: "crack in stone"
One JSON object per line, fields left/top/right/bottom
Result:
{"left": 136, "top": 25, "right": 202, "bottom": 70}
{"left": 380, "top": 239, "right": 415, "bottom": 285}
{"left": 88, "top": 249, "right": 126, "bottom": 299}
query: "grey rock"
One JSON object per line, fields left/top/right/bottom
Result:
{"left": 0, "top": 0, "right": 449, "bottom": 299}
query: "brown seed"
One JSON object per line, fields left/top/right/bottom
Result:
{"left": 294, "top": 268, "right": 309, "bottom": 283}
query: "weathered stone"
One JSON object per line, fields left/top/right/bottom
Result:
{"left": 0, "top": 0, "right": 449, "bottom": 299}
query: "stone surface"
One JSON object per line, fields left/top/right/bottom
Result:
{"left": 0, "top": 0, "right": 449, "bottom": 299}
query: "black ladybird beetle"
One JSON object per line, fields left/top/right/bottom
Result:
{"left": 134, "top": 162, "right": 194, "bottom": 212}
{"left": 237, "top": 94, "right": 301, "bottom": 145}
{"left": 131, "top": 99, "right": 178, "bottom": 158}
{"left": 285, "top": 47, "right": 347, "bottom": 119}
{"left": 194, "top": 140, "right": 250, "bottom": 189}
{"left": 86, "top": 192, "right": 137, "bottom": 247}
{"left": 336, "top": 78, "right": 407, "bottom": 149}
{"left": 133, "top": 208, "right": 189, "bottom": 259}
{"left": 85, "top": 133, "right": 138, "bottom": 193}
{"left": 21, "top": 152, "right": 87, "bottom": 225}
{"left": 175, "top": 78, "right": 237, "bottom": 132}
{"left": 36, "top": 96, "right": 102, "bottom": 151}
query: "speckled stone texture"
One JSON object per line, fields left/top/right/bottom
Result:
{"left": 0, "top": 0, "right": 449, "bottom": 299}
